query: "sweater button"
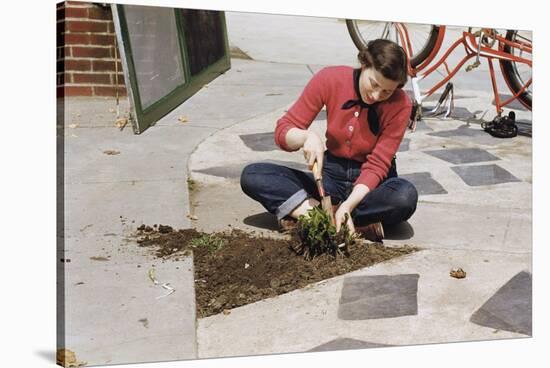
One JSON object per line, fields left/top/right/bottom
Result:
{"left": 348, "top": 125, "right": 354, "bottom": 132}
{"left": 346, "top": 140, "right": 351, "bottom": 145}
{"left": 354, "top": 111, "right": 359, "bottom": 117}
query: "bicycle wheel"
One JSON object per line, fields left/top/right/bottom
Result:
{"left": 499, "top": 30, "right": 532, "bottom": 110}
{"left": 346, "top": 19, "right": 441, "bottom": 68}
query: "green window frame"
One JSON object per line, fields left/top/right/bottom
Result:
{"left": 112, "top": 5, "right": 231, "bottom": 134}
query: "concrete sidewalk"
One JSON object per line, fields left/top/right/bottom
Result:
{"left": 59, "top": 12, "right": 532, "bottom": 365}
{"left": 188, "top": 62, "right": 531, "bottom": 358}
{"left": 59, "top": 57, "right": 325, "bottom": 367}
{"left": 191, "top": 13, "right": 532, "bottom": 358}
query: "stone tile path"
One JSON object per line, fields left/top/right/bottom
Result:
{"left": 338, "top": 274, "right": 420, "bottom": 320}
{"left": 470, "top": 271, "right": 532, "bottom": 335}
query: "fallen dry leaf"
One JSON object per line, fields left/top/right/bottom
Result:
{"left": 90, "top": 256, "right": 109, "bottom": 262}
{"left": 178, "top": 116, "right": 188, "bottom": 123}
{"left": 109, "top": 108, "right": 116, "bottom": 113}
{"left": 115, "top": 117, "right": 128, "bottom": 129}
{"left": 187, "top": 214, "right": 198, "bottom": 221}
{"left": 68, "top": 123, "right": 79, "bottom": 129}
{"left": 450, "top": 268, "right": 467, "bottom": 279}
{"left": 103, "top": 150, "right": 120, "bottom": 155}
{"left": 57, "top": 348, "right": 87, "bottom": 367}
{"left": 223, "top": 309, "right": 231, "bottom": 315}
{"left": 148, "top": 268, "right": 159, "bottom": 285}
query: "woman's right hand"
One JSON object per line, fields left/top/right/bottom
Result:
{"left": 302, "top": 131, "right": 325, "bottom": 171}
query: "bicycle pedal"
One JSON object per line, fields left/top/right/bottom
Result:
{"left": 483, "top": 113, "right": 518, "bottom": 138}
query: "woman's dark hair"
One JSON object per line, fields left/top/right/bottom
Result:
{"left": 358, "top": 39, "right": 408, "bottom": 87}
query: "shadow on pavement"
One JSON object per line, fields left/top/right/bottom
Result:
{"left": 384, "top": 221, "right": 415, "bottom": 240}
{"left": 422, "top": 106, "right": 481, "bottom": 122}
{"left": 493, "top": 95, "right": 529, "bottom": 112}
{"left": 244, "top": 213, "right": 415, "bottom": 241}
{"left": 243, "top": 212, "right": 280, "bottom": 231}
{"left": 34, "top": 350, "right": 55, "bottom": 363}
{"left": 516, "top": 121, "right": 532, "bottom": 137}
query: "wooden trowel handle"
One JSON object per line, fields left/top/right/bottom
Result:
{"left": 312, "top": 162, "right": 325, "bottom": 197}
{"left": 312, "top": 161, "right": 336, "bottom": 225}
{"left": 312, "top": 161, "right": 321, "bottom": 179}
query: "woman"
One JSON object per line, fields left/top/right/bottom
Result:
{"left": 240, "top": 39, "right": 418, "bottom": 242}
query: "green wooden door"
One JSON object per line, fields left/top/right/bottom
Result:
{"left": 112, "top": 4, "right": 230, "bottom": 134}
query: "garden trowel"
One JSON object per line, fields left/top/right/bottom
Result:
{"left": 312, "top": 160, "right": 336, "bottom": 226}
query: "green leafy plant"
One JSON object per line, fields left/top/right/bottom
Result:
{"left": 294, "top": 206, "right": 357, "bottom": 260}
{"left": 190, "top": 234, "right": 227, "bottom": 252}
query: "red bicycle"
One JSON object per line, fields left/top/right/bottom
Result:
{"left": 346, "top": 21, "right": 532, "bottom": 133}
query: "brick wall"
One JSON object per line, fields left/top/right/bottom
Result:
{"left": 57, "top": 1, "right": 127, "bottom": 97}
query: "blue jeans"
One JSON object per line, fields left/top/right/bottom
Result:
{"left": 240, "top": 152, "right": 418, "bottom": 226}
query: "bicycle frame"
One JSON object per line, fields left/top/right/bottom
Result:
{"left": 394, "top": 24, "right": 532, "bottom": 116}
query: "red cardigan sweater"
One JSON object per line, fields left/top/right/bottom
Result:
{"left": 274, "top": 66, "right": 412, "bottom": 191}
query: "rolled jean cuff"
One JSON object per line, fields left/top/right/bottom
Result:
{"left": 275, "top": 189, "right": 308, "bottom": 221}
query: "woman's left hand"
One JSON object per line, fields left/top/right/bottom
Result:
{"left": 334, "top": 203, "right": 355, "bottom": 234}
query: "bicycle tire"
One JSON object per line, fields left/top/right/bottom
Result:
{"left": 499, "top": 30, "right": 532, "bottom": 110}
{"left": 346, "top": 19, "right": 441, "bottom": 68}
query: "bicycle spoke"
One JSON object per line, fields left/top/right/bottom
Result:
{"left": 515, "top": 33, "right": 531, "bottom": 43}
{"left": 511, "top": 31, "right": 532, "bottom": 95}
{"left": 354, "top": 21, "right": 433, "bottom": 61}
{"left": 381, "top": 22, "right": 391, "bottom": 39}
{"left": 347, "top": 19, "right": 441, "bottom": 69}
{"left": 499, "top": 29, "right": 532, "bottom": 109}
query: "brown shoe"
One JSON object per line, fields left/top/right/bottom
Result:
{"left": 356, "top": 222, "right": 384, "bottom": 242}
{"left": 278, "top": 217, "right": 298, "bottom": 233}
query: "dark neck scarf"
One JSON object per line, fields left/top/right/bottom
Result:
{"left": 341, "top": 68, "right": 380, "bottom": 135}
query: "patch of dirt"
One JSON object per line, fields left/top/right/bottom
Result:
{"left": 134, "top": 226, "right": 418, "bottom": 318}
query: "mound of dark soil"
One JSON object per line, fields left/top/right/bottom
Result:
{"left": 135, "top": 226, "right": 417, "bottom": 318}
